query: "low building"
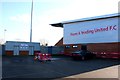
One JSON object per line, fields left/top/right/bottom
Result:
{"left": 4, "top": 41, "right": 40, "bottom": 56}
{"left": 40, "top": 46, "right": 64, "bottom": 55}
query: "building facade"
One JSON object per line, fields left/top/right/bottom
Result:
{"left": 4, "top": 41, "right": 40, "bottom": 56}
{"left": 51, "top": 13, "right": 120, "bottom": 58}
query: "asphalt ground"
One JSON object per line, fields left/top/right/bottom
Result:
{"left": 1, "top": 56, "right": 120, "bottom": 80}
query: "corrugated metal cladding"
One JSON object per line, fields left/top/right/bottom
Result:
{"left": 40, "top": 46, "right": 64, "bottom": 54}
{"left": 5, "top": 41, "right": 40, "bottom": 56}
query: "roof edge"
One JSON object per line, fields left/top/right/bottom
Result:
{"left": 50, "top": 23, "right": 63, "bottom": 27}
{"left": 50, "top": 13, "right": 120, "bottom": 27}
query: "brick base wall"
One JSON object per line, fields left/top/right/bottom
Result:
{"left": 87, "top": 42, "right": 119, "bottom": 53}
{"left": 63, "top": 42, "right": 120, "bottom": 58}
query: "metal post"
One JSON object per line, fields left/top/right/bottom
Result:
{"left": 30, "top": 0, "right": 33, "bottom": 42}
{"left": 4, "top": 29, "right": 6, "bottom": 43}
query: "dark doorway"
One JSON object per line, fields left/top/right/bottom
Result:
{"left": 81, "top": 44, "right": 87, "bottom": 50}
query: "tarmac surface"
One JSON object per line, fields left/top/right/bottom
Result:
{"left": 1, "top": 56, "right": 120, "bottom": 80}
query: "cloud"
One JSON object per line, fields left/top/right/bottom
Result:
{"left": 24, "top": 14, "right": 63, "bottom": 45}
{"left": 10, "top": 14, "right": 30, "bottom": 24}
{"left": 47, "top": 0, "right": 118, "bottom": 22}
{"left": 9, "top": 12, "right": 63, "bottom": 45}
{"left": 7, "top": 0, "right": 119, "bottom": 46}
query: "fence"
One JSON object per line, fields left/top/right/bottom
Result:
{"left": 40, "top": 46, "right": 64, "bottom": 54}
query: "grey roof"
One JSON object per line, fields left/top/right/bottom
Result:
{"left": 50, "top": 13, "right": 120, "bottom": 27}
{"left": 6, "top": 41, "right": 40, "bottom": 44}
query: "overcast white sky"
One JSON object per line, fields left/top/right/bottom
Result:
{"left": 0, "top": 0, "right": 119, "bottom": 45}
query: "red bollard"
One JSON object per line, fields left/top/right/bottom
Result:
{"left": 34, "top": 53, "right": 38, "bottom": 60}
{"left": 38, "top": 53, "right": 42, "bottom": 60}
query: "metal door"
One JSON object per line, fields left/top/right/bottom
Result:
{"left": 29, "top": 46, "right": 34, "bottom": 55}
{"left": 14, "top": 46, "right": 19, "bottom": 55}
